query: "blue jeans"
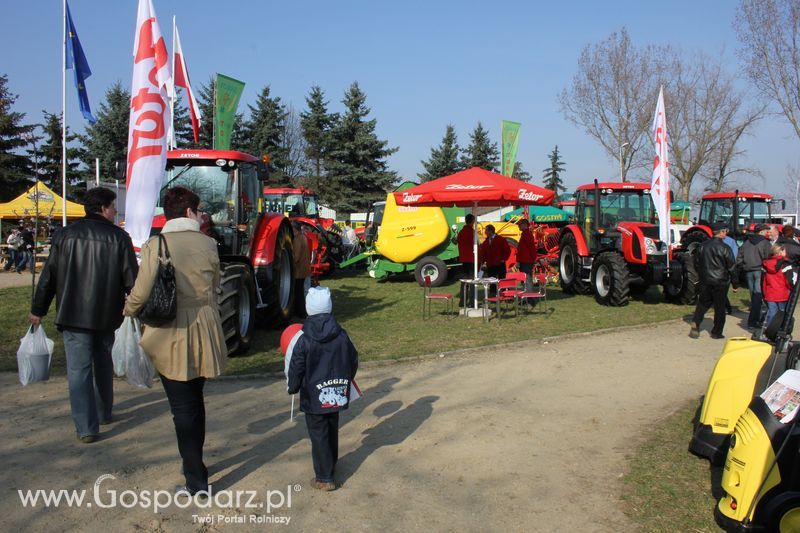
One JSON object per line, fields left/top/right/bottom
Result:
{"left": 4, "top": 249, "right": 16, "bottom": 270}
{"left": 745, "top": 270, "right": 764, "bottom": 328}
{"left": 765, "top": 301, "right": 787, "bottom": 330}
{"left": 62, "top": 329, "right": 115, "bottom": 437}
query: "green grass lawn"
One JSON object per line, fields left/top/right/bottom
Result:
{"left": 0, "top": 269, "right": 708, "bottom": 376}
{"left": 622, "top": 401, "right": 720, "bottom": 532}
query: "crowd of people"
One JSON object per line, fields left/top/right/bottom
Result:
{"left": 3, "top": 225, "right": 35, "bottom": 273}
{"left": 28, "top": 186, "right": 358, "bottom": 495}
{"left": 690, "top": 222, "right": 799, "bottom": 339}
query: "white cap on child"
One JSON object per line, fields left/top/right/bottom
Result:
{"left": 306, "top": 286, "right": 333, "bottom": 316}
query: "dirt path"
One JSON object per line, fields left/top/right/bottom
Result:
{"left": 0, "top": 316, "right": 737, "bottom": 532}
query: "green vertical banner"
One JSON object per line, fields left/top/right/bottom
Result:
{"left": 214, "top": 73, "right": 246, "bottom": 150}
{"left": 501, "top": 120, "right": 521, "bottom": 177}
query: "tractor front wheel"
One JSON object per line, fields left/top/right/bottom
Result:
{"left": 559, "top": 233, "right": 589, "bottom": 294}
{"left": 591, "top": 251, "right": 630, "bottom": 306}
{"left": 415, "top": 256, "right": 448, "bottom": 287}
{"left": 663, "top": 251, "right": 698, "bottom": 305}
{"left": 219, "top": 263, "right": 256, "bottom": 356}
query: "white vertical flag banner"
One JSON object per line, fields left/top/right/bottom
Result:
{"left": 650, "top": 86, "right": 671, "bottom": 249}
{"left": 173, "top": 23, "right": 202, "bottom": 145}
{"left": 125, "top": 0, "right": 172, "bottom": 249}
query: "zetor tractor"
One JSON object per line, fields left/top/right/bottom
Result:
{"left": 558, "top": 181, "right": 678, "bottom": 306}
{"left": 263, "top": 186, "right": 344, "bottom": 276}
{"left": 664, "top": 191, "right": 785, "bottom": 304}
{"left": 681, "top": 191, "right": 784, "bottom": 246}
{"left": 157, "top": 150, "right": 295, "bottom": 355}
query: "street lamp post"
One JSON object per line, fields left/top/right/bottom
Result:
{"left": 619, "top": 142, "right": 630, "bottom": 182}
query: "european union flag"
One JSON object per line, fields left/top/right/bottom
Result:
{"left": 65, "top": 2, "right": 96, "bottom": 123}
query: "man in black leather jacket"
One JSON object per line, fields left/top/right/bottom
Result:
{"left": 29, "top": 187, "right": 138, "bottom": 443}
{"left": 690, "top": 222, "right": 736, "bottom": 339}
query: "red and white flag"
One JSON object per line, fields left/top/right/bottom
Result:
{"left": 650, "top": 86, "right": 671, "bottom": 250}
{"left": 172, "top": 23, "right": 201, "bottom": 144}
{"left": 125, "top": 0, "right": 171, "bottom": 249}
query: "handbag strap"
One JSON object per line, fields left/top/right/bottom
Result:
{"left": 156, "top": 234, "right": 172, "bottom": 264}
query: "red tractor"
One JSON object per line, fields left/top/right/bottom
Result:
{"left": 558, "top": 181, "right": 680, "bottom": 306}
{"left": 262, "top": 187, "right": 344, "bottom": 277}
{"left": 665, "top": 191, "right": 786, "bottom": 304}
{"left": 155, "top": 150, "right": 296, "bottom": 355}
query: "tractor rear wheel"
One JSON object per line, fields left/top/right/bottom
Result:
{"left": 259, "top": 222, "right": 295, "bottom": 328}
{"left": 415, "top": 256, "right": 448, "bottom": 287}
{"left": 559, "top": 233, "right": 589, "bottom": 294}
{"left": 591, "top": 251, "right": 630, "bottom": 306}
{"left": 663, "top": 251, "right": 698, "bottom": 305}
{"left": 219, "top": 263, "right": 256, "bottom": 356}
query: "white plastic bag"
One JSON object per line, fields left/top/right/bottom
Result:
{"left": 17, "top": 325, "right": 54, "bottom": 386}
{"left": 112, "top": 316, "right": 137, "bottom": 377}
{"left": 113, "top": 317, "right": 155, "bottom": 388}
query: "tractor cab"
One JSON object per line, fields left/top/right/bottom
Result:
{"left": 575, "top": 182, "right": 660, "bottom": 252}
{"left": 159, "top": 150, "right": 266, "bottom": 258}
{"left": 696, "top": 192, "right": 783, "bottom": 239}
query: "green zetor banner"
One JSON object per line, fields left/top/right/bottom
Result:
{"left": 501, "top": 120, "right": 521, "bottom": 176}
{"left": 214, "top": 74, "right": 246, "bottom": 150}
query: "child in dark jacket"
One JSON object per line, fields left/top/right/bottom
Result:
{"left": 762, "top": 244, "right": 795, "bottom": 328}
{"left": 287, "top": 286, "right": 358, "bottom": 491}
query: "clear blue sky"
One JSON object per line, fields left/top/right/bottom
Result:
{"left": 2, "top": 0, "right": 797, "bottom": 206}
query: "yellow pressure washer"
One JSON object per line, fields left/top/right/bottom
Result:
{"left": 710, "top": 280, "right": 800, "bottom": 531}
{"left": 690, "top": 279, "right": 800, "bottom": 467}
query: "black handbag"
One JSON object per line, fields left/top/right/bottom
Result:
{"left": 137, "top": 234, "right": 177, "bottom": 327}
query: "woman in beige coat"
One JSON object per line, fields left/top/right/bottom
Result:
{"left": 124, "top": 186, "right": 226, "bottom": 495}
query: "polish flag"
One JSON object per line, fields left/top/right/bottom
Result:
{"left": 125, "top": 0, "right": 171, "bottom": 249}
{"left": 650, "top": 86, "right": 671, "bottom": 252}
{"left": 173, "top": 24, "right": 201, "bottom": 143}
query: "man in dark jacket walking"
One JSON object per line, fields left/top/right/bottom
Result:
{"left": 29, "top": 187, "right": 138, "bottom": 443}
{"left": 690, "top": 222, "right": 736, "bottom": 339}
{"left": 737, "top": 224, "right": 773, "bottom": 328}
{"left": 288, "top": 286, "right": 358, "bottom": 491}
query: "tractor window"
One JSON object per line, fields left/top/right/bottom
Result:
{"left": 305, "top": 195, "right": 319, "bottom": 217}
{"left": 284, "top": 194, "right": 305, "bottom": 216}
{"left": 239, "top": 163, "right": 260, "bottom": 255}
{"left": 713, "top": 200, "right": 734, "bottom": 227}
{"left": 161, "top": 163, "right": 236, "bottom": 253}
{"left": 738, "top": 199, "right": 770, "bottom": 226}
{"left": 598, "top": 191, "right": 653, "bottom": 226}
{"left": 699, "top": 200, "right": 714, "bottom": 225}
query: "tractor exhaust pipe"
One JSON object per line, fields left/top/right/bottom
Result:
{"left": 593, "top": 179, "right": 600, "bottom": 233}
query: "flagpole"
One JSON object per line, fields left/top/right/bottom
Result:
{"left": 61, "top": 0, "right": 67, "bottom": 227}
{"left": 169, "top": 16, "right": 176, "bottom": 149}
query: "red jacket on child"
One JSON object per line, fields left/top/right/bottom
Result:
{"left": 762, "top": 256, "right": 794, "bottom": 303}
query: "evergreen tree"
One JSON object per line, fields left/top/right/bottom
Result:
{"left": 326, "top": 82, "right": 397, "bottom": 212}
{"left": 0, "top": 74, "right": 33, "bottom": 201}
{"left": 242, "top": 85, "right": 289, "bottom": 185}
{"left": 81, "top": 81, "right": 129, "bottom": 181}
{"left": 300, "top": 86, "right": 338, "bottom": 192}
{"left": 460, "top": 122, "right": 499, "bottom": 171}
{"left": 512, "top": 161, "right": 531, "bottom": 181}
{"left": 418, "top": 124, "right": 461, "bottom": 182}
{"left": 195, "top": 77, "right": 215, "bottom": 149}
{"left": 172, "top": 91, "right": 196, "bottom": 148}
{"left": 542, "top": 145, "right": 566, "bottom": 194}
{"left": 37, "top": 111, "right": 83, "bottom": 199}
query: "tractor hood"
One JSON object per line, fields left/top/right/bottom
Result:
{"left": 617, "top": 221, "right": 660, "bottom": 241}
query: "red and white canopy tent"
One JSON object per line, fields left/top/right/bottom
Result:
{"left": 393, "top": 167, "right": 555, "bottom": 309}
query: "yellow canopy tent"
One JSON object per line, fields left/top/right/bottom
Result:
{"left": 0, "top": 183, "right": 85, "bottom": 220}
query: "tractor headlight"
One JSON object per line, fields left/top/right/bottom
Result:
{"left": 645, "top": 237, "right": 657, "bottom": 255}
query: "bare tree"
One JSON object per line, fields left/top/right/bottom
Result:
{"left": 735, "top": 0, "right": 800, "bottom": 140}
{"left": 668, "top": 52, "right": 764, "bottom": 198}
{"left": 280, "top": 105, "right": 308, "bottom": 185}
{"left": 702, "top": 105, "right": 764, "bottom": 193}
{"left": 559, "top": 28, "right": 672, "bottom": 182}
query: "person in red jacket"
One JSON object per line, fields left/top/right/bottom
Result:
{"left": 762, "top": 244, "right": 795, "bottom": 328}
{"left": 457, "top": 214, "right": 477, "bottom": 306}
{"left": 480, "top": 224, "right": 511, "bottom": 287}
{"left": 516, "top": 219, "right": 538, "bottom": 290}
